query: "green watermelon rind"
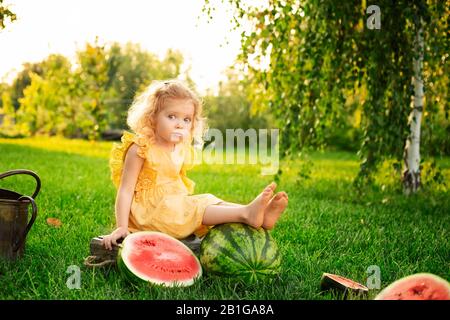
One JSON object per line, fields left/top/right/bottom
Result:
{"left": 199, "top": 223, "right": 281, "bottom": 283}
{"left": 375, "top": 273, "right": 450, "bottom": 300}
{"left": 118, "top": 231, "right": 202, "bottom": 288}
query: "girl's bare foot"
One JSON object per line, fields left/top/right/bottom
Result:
{"left": 243, "top": 182, "right": 276, "bottom": 228}
{"left": 262, "top": 191, "right": 288, "bottom": 230}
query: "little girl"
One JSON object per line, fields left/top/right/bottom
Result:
{"left": 103, "top": 80, "right": 288, "bottom": 250}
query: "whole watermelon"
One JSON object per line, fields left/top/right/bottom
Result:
{"left": 199, "top": 223, "right": 281, "bottom": 283}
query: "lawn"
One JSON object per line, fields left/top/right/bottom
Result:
{"left": 0, "top": 137, "right": 449, "bottom": 299}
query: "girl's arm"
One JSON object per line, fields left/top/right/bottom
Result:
{"left": 103, "top": 144, "right": 144, "bottom": 250}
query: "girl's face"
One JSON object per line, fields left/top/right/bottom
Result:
{"left": 154, "top": 98, "right": 195, "bottom": 147}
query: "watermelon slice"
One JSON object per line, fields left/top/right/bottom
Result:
{"left": 375, "top": 273, "right": 450, "bottom": 300}
{"left": 320, "top": 273, "right": 369, "bottom": 296}
{"left": 118, "top": 231, "right": 202, "bottom": 287}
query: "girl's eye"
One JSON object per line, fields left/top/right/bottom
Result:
{"left": 168, "top": 115, "right": 175, "bottom": 120}
{"left": 184, "top": 118, "right": 192, "bottom": 123}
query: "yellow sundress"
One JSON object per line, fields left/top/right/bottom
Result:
{"left": 109, "top": 131, "right": 224, "bottom": 239}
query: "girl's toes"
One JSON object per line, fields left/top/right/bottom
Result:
{"left": 264, "top": 182, "right": 276, "bottom": 193}
{"left": 264, "top": 185, "right": 274, "bottom": 195}
{"left": 273, "top": 192, "right": 284, "bottom": 200}
{"left": 263, "top": 189, "right": 273, "bottom": 200}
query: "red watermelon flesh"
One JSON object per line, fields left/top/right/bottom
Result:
{"left": 119, "top": 231, "right": 202, "bottom": 287}
{"left": 375, "top": 273, "right": 450, "bottom": 300}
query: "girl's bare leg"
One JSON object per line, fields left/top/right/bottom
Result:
{"left": 202, "top": 182, "right": 276, "bottom": 228}
{"left": 217, "top": 201, "right": 245, "bottom": 207}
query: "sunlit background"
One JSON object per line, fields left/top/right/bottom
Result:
{"left": 0, "top": 0, "right": 449, "bottom": 301}
{"left": 0, "top": 0, "right": 242, "bottom": 94}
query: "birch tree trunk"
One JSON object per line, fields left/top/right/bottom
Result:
{"left": 402, "top": 20, "right": 424, "bottom": 195}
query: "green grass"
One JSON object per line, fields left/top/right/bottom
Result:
{"left": 0, "top": 137, "right": 449, "bottom": 300}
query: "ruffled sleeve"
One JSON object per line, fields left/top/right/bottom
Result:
{"left": 109, "top": 131, "right": 150, "bottom": 188}
{"left": 133, "top": 134, "right": 150, "bottom": 159}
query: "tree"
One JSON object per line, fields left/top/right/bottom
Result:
{"left": 4, "top": 40, "right": 190, "bottom": 139}
{"left": 203, "top": 66, "right": 271, "bottom": 134}
{"left": 204, "top": 0, "right": 449, "bottom": 193}
{"left": 0, "top": 90, "right": 15, "bottom": 135}
{"left": 0, "top": 0, "right": 16, "bottom": 30}
{"left": 105, "top": 43, "right": 185, "bottom": 129}
{"left": 10, "top": 63, "right": 44, "bottom": 111}
{"left": 17, "top": 55, "right": 74, "bottom": 136}
{"left": 75, "top": 39, "right": 110, "bottom": 139}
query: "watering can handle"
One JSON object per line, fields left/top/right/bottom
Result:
{"left": 0, "top": 169, "right": 41, "bottom": 199}
{"left": 13, "top": 195, "right": 38, "bottom": 252}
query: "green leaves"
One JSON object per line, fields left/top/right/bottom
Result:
{"left": 0, "top": 41, "right": 187, "bottom": 140}
{"left": 208, "top": 0, "right": 448, "bottom": 190}
{"left": 0, "top": 0, "right": 16, "bottom": 30}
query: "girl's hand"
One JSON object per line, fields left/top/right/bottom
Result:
{"left": 102, "top": 227, "right": 129, "bottom": 250}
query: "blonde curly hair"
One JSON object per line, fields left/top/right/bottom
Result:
{"left": 127, "top": 79, "right": 207, "bottom": 146}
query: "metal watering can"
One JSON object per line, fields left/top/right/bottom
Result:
{"left": 0, "top": 169, "right": 40, "bottom": 260}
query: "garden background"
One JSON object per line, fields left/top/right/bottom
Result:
{"left": 0, "top": 0, "right": 448, "bottom": 299}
